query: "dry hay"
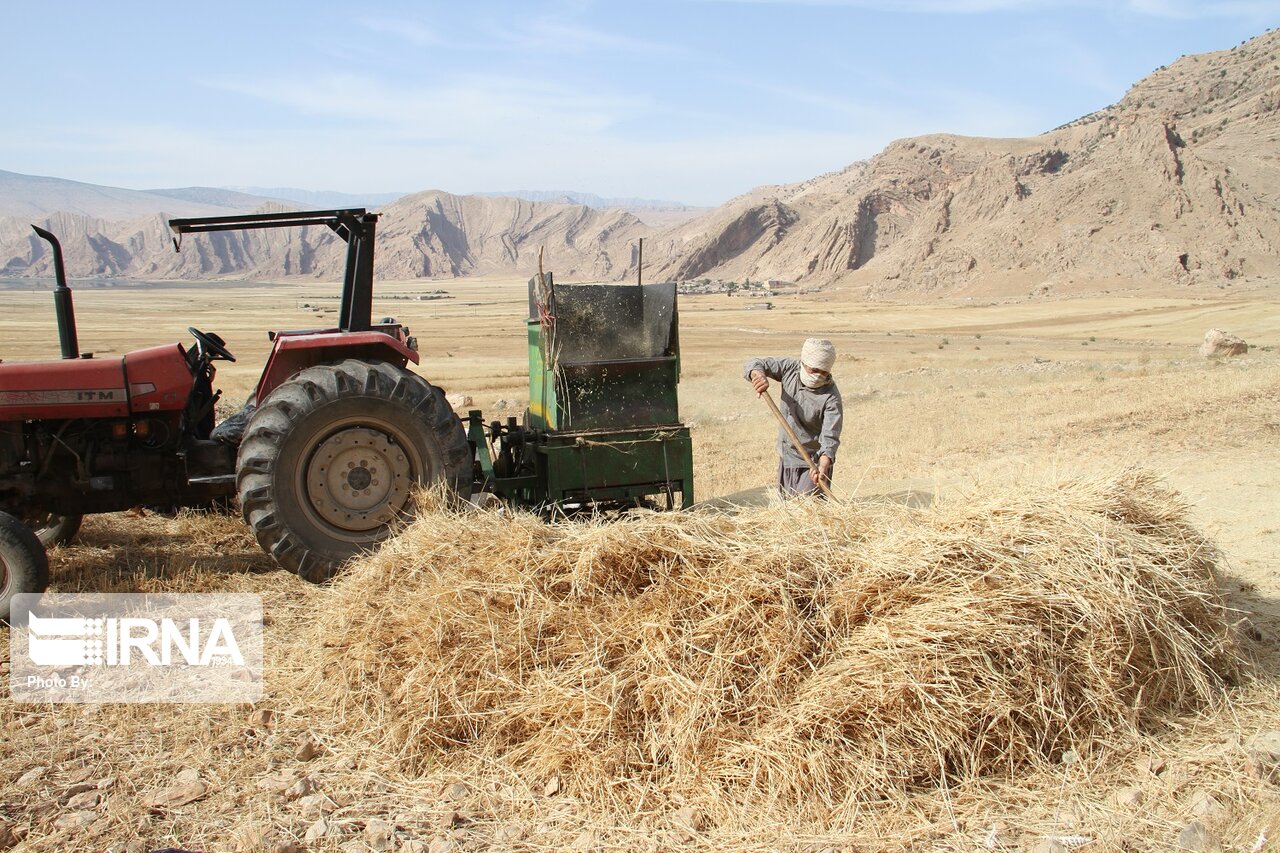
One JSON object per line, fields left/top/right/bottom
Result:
{"left": 294, "top": 468, "right": 1244, "bottom": 823}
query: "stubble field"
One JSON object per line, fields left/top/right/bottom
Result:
{"left": 1, "top": 275, "right": 1278, "bottom": 851}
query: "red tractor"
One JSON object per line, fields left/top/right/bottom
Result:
{"left": 0, "top": 210, "right": 472, "bottom": 619}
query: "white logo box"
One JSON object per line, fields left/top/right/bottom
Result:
{"left": 9, "top": 593, "right": 262, "bottom": 703}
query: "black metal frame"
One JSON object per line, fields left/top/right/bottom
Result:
{"left": 30, "top": 226, "right": 79, "bottom": 359}
{"left": 169, "top": 208, "right": 379, "bottom": 332}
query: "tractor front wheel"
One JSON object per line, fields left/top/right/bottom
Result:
{"left": 236, "top": 359, "right": 472, "bottom": 582}
{"left": 1, "top": 510, "right": 50, "bottom": 624}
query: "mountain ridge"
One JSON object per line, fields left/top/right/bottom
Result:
{"left": 635, "top": 27, "right": 1280, "bottom": 297}
{"left": 3, "top": 27, "right": 1278, "bottom": 295}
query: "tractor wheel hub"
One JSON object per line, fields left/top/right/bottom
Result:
{"left": 305, "top": 427, "right": 411, "bottom": 533}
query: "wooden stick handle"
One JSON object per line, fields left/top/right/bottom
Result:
{"left": 759, "top": 388, "right": 836, "bottom": 500}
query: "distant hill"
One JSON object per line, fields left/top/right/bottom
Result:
{"left": 637, "top": 28, "right": 1280, "bottom": 297}
{"left": 222, "top": 186, "right": 407, "bottom": 209}
{"left": 0, "top": 191, "right": 645, "bottom": 282}
{"left": 144, "top": 186, "right": 294, "bottom": 210}
{"left": 0, "top": 170, "right": 270, "bottom": 220}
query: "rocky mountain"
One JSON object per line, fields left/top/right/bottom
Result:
{"left": 475, "top": 191, "right": 708, "bottom": 228}
{"left": 0, "top": 191, "right": 646, "bottom": 282}
{"left": 477, "top": 189, "right": 688, "bottom": 208}
{"left": 4, "top": 29, "right": 1277, "bottom": 294}
{"left": 638, "top": 28, "right": 1280, "bottom": 297}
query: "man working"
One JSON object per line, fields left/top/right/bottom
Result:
{"left": 743, "top": 338, "right": 843, "bottom": 497}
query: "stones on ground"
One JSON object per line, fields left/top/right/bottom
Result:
{"left": 332, "top": 755, "right": 357, "bottom": 771}
{"left": 1245, "top": 729, "right": 1280, "bottom": 782}
{"left": 364, "top": 818, "right": 395, "bottom": 851}
{"left": 15, "top": 766, "right": 46, "bottom": 787}
{"left": 1199, "top": 329, "right": 1248, "bottom": 358}
{"left": 437, "top": 809, "right": 471, "bottom": 831}
{"left": 65, "top": 765, "right": 96, "bottom": 784}
{"left": 542, "top": 775, "right": 562, "bottom": 796}
{"left": 1188, "top": 791, "right": 1225, "bottom": 818}
{"left": 285, "top": 776, "right": 319, "bottom": 801}
{"left": 445, "top": 393, "right": 474, "bottom": 410}
{"left": 175, "top": 767, "right": 202, "bottom": 784}
{"left": 441, "top": 780, "right": 470, "bottom": 801}
{"left": 1115, "top": 786, "right": 1145, "bottom": 808}
{"left": 256, "top": 771, "right": 298, "bottom": 793}
{"left": 1178, "top": 821, "right": 1222, "bottom": 852}
{"left": 305, "top": 817, "right": 336, "bottom": 843}
{"left": 1029, "top": 840, "right": 1073, "bottom": 853}
{"left": 53, "top": 811, "right": 99, "bottom": 830}
{"left": 1136, "top": 755, "right": 1167, "bottom": 776}
{"left": 150, "top": 776, "right": 208, "bottom": 808}
{"left": 65, "top": 789, "right": 101, "bottom": 810}
{"left": 398, "top": 841, "right": 429, "bottom": 853}
{"left": 272, "top": 844, "right": 305, "bottom": 853}
{"left": 299, "top": 793, "right": 335, "bottom": 820}
{"left": 294, "top": 733, "right": 324, "bottom": 762}
{"left": 428, "top": 837, "right": 456, "bottom": 853}
{"left": 493, "top": 823, "right": 524, "bottom": 843}
{"left": 62, "top": 782, "right": 98, "bottom": 800}
{"left": 248, "top": 708, "right": 275, "bottom": 728}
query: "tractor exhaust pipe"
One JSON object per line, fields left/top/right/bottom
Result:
{"left": 30, "top": 225, "right": 79, "bottom": 359}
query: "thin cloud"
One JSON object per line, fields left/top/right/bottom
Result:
{"left": 487, "top": 18, "right": 675, "bottom": 54}
{"left": 202, "top": 71, "right": 643, "bottom": 138}
{"left": 358, "top": 17, "right": 440, "bottom": 46}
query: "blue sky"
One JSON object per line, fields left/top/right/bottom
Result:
{"left": 3, "top": 1, "right": 1277, "bottom": 206}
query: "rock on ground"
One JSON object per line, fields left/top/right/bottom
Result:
{"left": 1199, "top": 328, "right": 1248, "bottom": 358}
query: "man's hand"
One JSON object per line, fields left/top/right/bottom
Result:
{"left": 750, "top": 369, "right": 769, "bottom": 394}
{"left": 815, "top": 455, "right": 833, "bottom": 489}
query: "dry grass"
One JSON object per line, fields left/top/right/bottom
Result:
{"left": 1, "top": 469, "right": 1263, "bottom": 851}
{"left": 2, "top": 284, "right": 1279, "bottom": 850}
{"left": 282, "top": 470, "right": 1246, "bottom": 830}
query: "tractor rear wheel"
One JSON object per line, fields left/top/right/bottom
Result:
{"left": 1, "top": 510, "right": 50, "bottom": 624}
{"left": 236, "top": 359, "right": 471, "bottom": 582}
{"left": 26, "top": 512, "right": 83, "bottom": 547}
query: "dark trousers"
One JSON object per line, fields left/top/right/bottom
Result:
{"left": 777, "top": 461, "right": 831, "bottom": 498}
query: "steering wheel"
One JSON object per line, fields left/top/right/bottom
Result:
{"left": 188, "top": 327, "right": 236, "bottom": 362}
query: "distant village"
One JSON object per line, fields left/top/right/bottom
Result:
{"left": 676, "top": 277, "right": 807, "bottom": 310}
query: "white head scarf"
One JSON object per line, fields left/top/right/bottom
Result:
{"left": 799, "top": 338, "right": 836, "bottom": 389}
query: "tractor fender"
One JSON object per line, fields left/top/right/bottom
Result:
{"left": 254, "top": 331, "right": 421, "bottom": 402}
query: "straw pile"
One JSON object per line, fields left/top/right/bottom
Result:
{"left": 301, "top": 469, "right": 1241, "bottom": 821}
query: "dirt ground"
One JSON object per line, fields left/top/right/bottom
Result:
{"left": 1, "top": 276, "right": 1279, "bottom": 851}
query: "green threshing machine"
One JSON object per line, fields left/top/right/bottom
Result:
{"left": 467, "top": 272, "right": 694, "bottom": 511}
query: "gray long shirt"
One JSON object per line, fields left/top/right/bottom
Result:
{"left": 743, "top": 356, "right": 843, "bottom": 468}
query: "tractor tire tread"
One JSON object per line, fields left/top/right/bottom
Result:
{"left": 237, "top": 358, "right": 470, "bottom": 583}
